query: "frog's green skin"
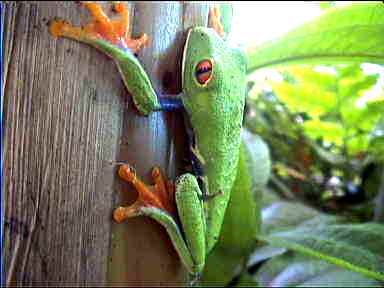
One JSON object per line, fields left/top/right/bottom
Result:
{"left": 143, "top": 27, "right": 248, "bottom": 274}
{"left": 181, "top": 28, "right": 247, "bottom": 254}
{"left": 51, "top": 14, "right": 248, "bottom": 277}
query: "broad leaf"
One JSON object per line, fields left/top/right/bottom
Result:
{"left": 271, "top": 81, "right": 337, "bottom": 117}
{"left": 262, "top": 201, "right": 343, "bottom": 235}
{"left": 246, "top": 3, "right": 384, "bottom": 73}
{"left": 266, "top": 64, "right": 382, "bottom": 157}
{"left": 247, "top": 245, "right": 287, "bottom": 268}
{"left": 248, "top": 200, "right": 342, "bottom": 268}
{"left": 369, "top": 136, "right": 384, "bottom": 162}
{"left": 259, "top": 223, "right": 384, "bottom": 281}
{"left": 255, "top": 252, "right": 382, "bottom": 287}
{"left": 242, "top": 129, "right": 272, "bottom": 191}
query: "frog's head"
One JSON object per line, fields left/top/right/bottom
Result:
{"left": 181, "top": 27, "right": 247, "bottom": 131}
{"left": 182, "top": 27, "right": 247, "bottom": 94}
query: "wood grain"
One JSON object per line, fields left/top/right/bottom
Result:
{"left": 3, "top": 2, "right": 209, "bottom": 286}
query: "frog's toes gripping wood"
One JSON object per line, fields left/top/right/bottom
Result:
{"left": 49, "top": 2, "right": 160, "bottom": 115}
{"left": 49, "top": 2, "right": 148, "bottom": 53}
{"left": 113, "top": 166, "right": 205, "bottom": 275}
{"left": 113, "top": 165, "right": 176, "bottom": 222}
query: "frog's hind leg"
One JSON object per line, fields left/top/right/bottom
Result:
{"left": 114, "top": 166, "right": 202, "bottom": 275}
{"left": 113, "top": 165, "right": 176, "bottom": 223}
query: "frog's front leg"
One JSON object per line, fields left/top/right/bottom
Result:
{"left": 114, "top": 165, "right": 206, "bottom": 275}
{"left": 49, "top": 2, "right": 164, "bottom": 115}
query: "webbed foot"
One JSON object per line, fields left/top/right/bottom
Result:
{"left": 49, "top": 2, "right": 161, "bottom": 115}
{"left": 49, "top": 2, "right": 148, "bottom": 53}
{"left": 113, "top": 165, "right": 177, "bottom": 222}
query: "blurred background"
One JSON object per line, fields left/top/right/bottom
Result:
{"left": 233, "top": 1, "right": 384, "bottom": 220}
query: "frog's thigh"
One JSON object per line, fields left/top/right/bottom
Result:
{"left": 175, "top": 174, "right": 206, "bottom": 272}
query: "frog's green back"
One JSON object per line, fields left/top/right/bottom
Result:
{"left": 181, "top": 27, "right": 247, "bottom": 253}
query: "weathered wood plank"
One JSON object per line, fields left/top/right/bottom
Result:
{"left": 3, "top": 2, "right": 208, "bottom": 285}
{"left": 4, "top": 2, "right": 124, "bottom": 285}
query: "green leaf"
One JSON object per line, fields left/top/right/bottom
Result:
{"left": 246, "top": 3, "right": 384, "bottom": 73}
{"left": 341, "top": 102, "right": 383, "bottom": 132}
{"left": 303, "top": 120, "right": 344, "bottom": 145}
{"left": 248, "top": 200, "right": 340, "bottom": 268}
{"left": 247, "top": 244, "right": 287, "bottom": 267}
{"left": 259, "top": 223, "right": 384, "bottom": 281}
{"left": 254, "top": 201, "right": 383, "bottom": 285}
{"left": 202, "top": 249, "right": 243, "bottom": 286}
{"left": 320, "top": 2, "right": 336, "bottom": 11}
{"left": 235, "top": 272, "right": 260, "bottom": 287}
{"left": 262, "top": 201, "right": 342, "bottom": 235}
{"left": 242, "top": 129, "right": 272, "bottom": 191}
{"left": 338, "top": 73, "right": 379, "bottom": 100}
{"left": 255, "top": 252, "right": 382, "bottom": 287}
{"left": 369, "top": 135, "right": 384, "bottom": 162}
{"left": 283, "top": 65, "right": 336, "bottom": 88}
{"left": 345, "top": 135, "right": 369, "bottom": 155}
{"left": 272, "top": 82, "right": 337, "bottom": 117}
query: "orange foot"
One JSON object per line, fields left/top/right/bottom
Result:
{"left": 113, "top": 165, "right": 177, "bottom": 223}
{"left": 49, "top": 2, "right": 149, "bottom": 54}
{"left": 208, "top": 6, "right": 225, "bottom": 38}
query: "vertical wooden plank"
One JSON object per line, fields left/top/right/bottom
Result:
{"left": 4, "top": 2, "right": 123, "bottom": 285}
{"left": 183, "top": 3, "right": 210, "bottom": 29}
{"left": 0, "top": 2, "right": 6, "bottom": 286}
{"left": 3, "top": 1, "right": 211, "bottom": 285}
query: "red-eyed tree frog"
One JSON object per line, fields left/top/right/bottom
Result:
{"left": 49, "top": 2, "right": 260, "bottom": 279}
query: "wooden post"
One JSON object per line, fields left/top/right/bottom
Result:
{"left": 3, "top": 2, "right": 209, "bottom": 285}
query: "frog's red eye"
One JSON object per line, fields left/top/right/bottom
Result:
{"left": 195, "top": 59, "right": 213, "bottom": 85}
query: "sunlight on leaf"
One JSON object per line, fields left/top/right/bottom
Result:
{"left": 246, "top": 3, "right": 384, "bottom": 73}
{"left": 271, "top": 81, "right": 336, "bottom": 117}
{"left": 303, "top": 120, "right": 344, "bottom": 146}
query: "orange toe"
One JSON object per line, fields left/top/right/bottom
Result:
{"left": 49, "top": 2, "right": 149, "bottom": 54}
{"left": 114, "top": 165, "right": 177, "bottom": 223}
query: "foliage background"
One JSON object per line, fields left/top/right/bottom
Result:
{"left": 202, "top": 2, "right": 384, "bottom": 286}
